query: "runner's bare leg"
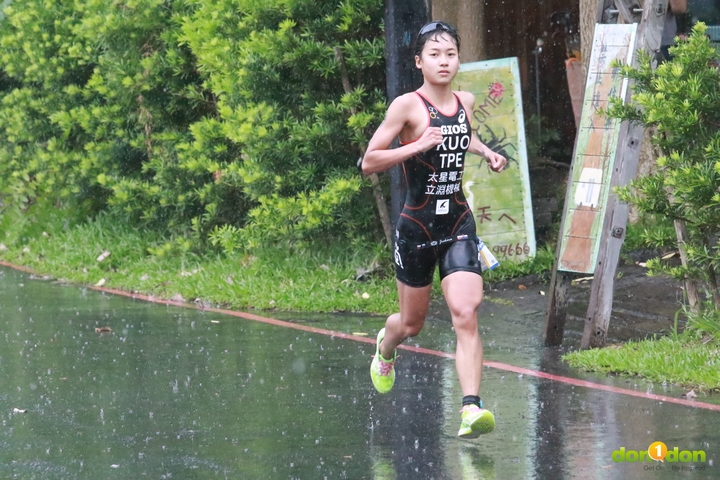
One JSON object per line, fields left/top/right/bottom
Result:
{"left": 379, "top": 280, "right": 432, "bottom": 359}
{"left": 441, "top": 271, "right": 484, "bottom": 396}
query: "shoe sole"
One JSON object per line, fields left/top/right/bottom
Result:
{"left": 458, "top": 413, "right": 495, "bottom": 439}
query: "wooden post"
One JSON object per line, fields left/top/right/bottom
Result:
{"left": 545, "top": 0, "right": 669, "bottom": 347}
{"left": 544, "top": 0, "right": 609, "bottom": 347}
{"left": 580, "top": 0, "right": 668, "bottom": 349}
{"left": 543, "top": 268, "right": 574, "bottom": 346}
{"left": 580, "top": 123, "right": 642, "bottom": 348}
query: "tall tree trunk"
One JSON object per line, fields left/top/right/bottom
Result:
{"left": 631, "top": 128, "right": 658, "bottom": 223}
{"left": 703, "top": 234, "right": 720, "bottom": 310}
{"left": 433, "top": 0, "right": 486, "bottom": 62}
{"left": 708, "top": 264, "right": 720, "bottom": 310}
{"left": 675, "top": 219, "right": 701, "bottom": 313}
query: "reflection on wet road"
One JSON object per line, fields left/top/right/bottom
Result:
{"left": 0, "top": 266, "right": 717, "bottom": 479}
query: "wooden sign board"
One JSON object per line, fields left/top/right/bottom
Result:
{"left": 557, "top": 24, "right": 637, "bottom": 273}
{"left": 453, "top": 57, "right": 536, "bottom": 263}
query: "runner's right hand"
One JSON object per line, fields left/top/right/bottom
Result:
{"left": 416, "top": 126, "right": 443, "bottom": 152}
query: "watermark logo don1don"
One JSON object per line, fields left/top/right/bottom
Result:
{"left": 613, "top": 441, "right": 709, "bottom": 471}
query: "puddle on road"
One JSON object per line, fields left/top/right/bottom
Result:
{"left": 1, "top": 266, "right": 717, "bottom": 479}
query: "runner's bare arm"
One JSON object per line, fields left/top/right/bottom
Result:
{"left": 458, "top": 91, "right": 507, "bottom": 173}
{"left": 361, "top": 95, "right": 443, "bottom": 175}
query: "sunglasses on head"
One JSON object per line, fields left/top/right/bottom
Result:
{"left": 418, "top": 22, "right": 453, "bottom": 36}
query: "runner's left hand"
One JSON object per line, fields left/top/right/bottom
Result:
{"left": 486, "top": 151, "right": 506, "bottom": 172}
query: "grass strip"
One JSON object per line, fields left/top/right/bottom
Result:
{"left": 0, "top": 218, "right": 398, "bottom": 314}
{"left": 0, "top": 214, "right": 557, "bottom": 315}
{"left": 563, "top": 334, "right": 720, "bottom": 392}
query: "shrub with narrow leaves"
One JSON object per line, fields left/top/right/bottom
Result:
{"left": 607, "top": 23, "right": 720, "bottom": 314}
{"left": 179, "top": 0, "right": 386, "bottom": 247}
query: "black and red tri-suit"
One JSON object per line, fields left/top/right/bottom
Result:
{"left": 394, "top": 91, "right": 482, "bottom": 287}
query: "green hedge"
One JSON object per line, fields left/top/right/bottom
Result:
{"left": 0, "top": 0, "right": 386, "bottom": 251}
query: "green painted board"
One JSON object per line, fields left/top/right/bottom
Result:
{"left": 558, "top": 24, "right": 637, "bottom": 274}
{"left": 453, "top": 57, "right": 536, "bottom": 263}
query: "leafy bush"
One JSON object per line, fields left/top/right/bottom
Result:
{"left": 0, "top": 1, "right": 211, "bottom": 230}
{"left": 606, "top": 23, "right": 720, "bottom": 325}
{"left": 0, "top": 0, "right": 387, "bottom": 250}
{"left": 179, "top": 0, "right": 386, "bottom": 246}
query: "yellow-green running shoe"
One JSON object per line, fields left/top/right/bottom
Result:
{"left": 457, "top": 404, "right": 495, "bottom": 439}
{"left": 370, "top": 328, "right": 396, "bottom": 394}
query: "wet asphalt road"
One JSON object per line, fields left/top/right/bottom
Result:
{"left": 0, "top": 264, "right": 718, "bottom": 479}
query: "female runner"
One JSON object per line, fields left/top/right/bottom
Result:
{"left": 362, "top": 21, "right": 506, "bottom": 439}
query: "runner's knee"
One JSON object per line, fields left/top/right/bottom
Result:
{"left": 450, "top": 306, "right": 478, "bottom": 331}
{"left": 403, "top": 321, "right": 424, "bottom": 338}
